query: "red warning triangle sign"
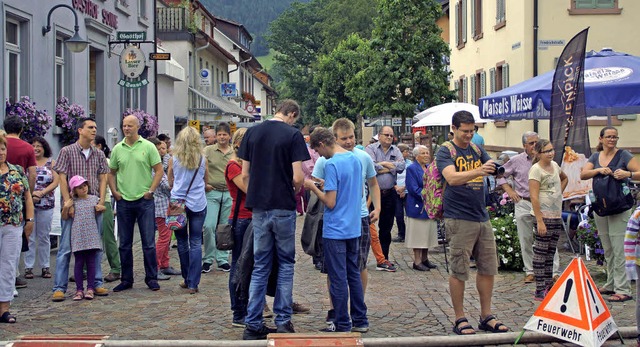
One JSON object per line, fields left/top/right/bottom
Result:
{"left": 523, "top": 257, "right": 618, "bottom": 347}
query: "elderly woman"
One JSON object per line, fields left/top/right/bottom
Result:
{"left": 405, "top": 145, "right": 439, "bottom": 271}
{"left": 168, "top": 126, "right": 208, "bottom": 294}
{"left": 23, "top": 137, "right": 58, "bottom": 279}
{"left": 0, "top": 134, "right": 35, "bottom": 323}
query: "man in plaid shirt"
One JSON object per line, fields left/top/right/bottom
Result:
{"left": 51, "top": 117, "right": 110, "bottom": 302}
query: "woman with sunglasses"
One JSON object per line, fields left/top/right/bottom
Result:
{"left": 581, "top": 126, "right": 640, "bottom": 302}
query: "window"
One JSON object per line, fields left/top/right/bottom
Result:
{"left": 489, "top": 62, "right": 509, "bottom": 94}
{"left": 5, "top": 19, "right": 21, "bottom": 103}
{"left": 471, "top": 0, "right": 483, "bottom": 40}
{"left": 469, "top": 71, "right": 485, "bottom": 105}
{"left": 569, "top": 0, "right": 621, "bottom": 14}
{"left": 55, "top": 36, "right": 71, "bottom": 102}
{"left": 138, "top": 0, "right": 147, "bottom": 19}
{"left": 455, "top": 0, "right": 467, "bottom": 49}
{"left": 456, "top": 76, "right": 468, "bottom": 102}
{"left": 495, "top": 0, "right": 506, "bottom": 30}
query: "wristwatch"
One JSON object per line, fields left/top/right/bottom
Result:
{"left": 148, "top": 190, "right": 155, "bottom": 195}
{"left": 25, "top": 218, "right": 34, "bottom": 222}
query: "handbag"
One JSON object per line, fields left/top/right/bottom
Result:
{"left": 216, "top": 166, "right": 243, "bottom": 251}
{"left": 166, "top": 157, "right": 202, "bottom": 231}
{"left": 591, "top": 150, "right": 635, "bottom": 217}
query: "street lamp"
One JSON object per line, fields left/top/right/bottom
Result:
{"left": 42, "top": 4, "right": 89, "bottom": 53}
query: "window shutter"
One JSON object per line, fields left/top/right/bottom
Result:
{"left": 595, "top": 0, "right": 614, "bottom": 8}
{"left": 489, "top": 67, "right": 496, "bottom": 93}
{"left": 462, "top": 0, "right": 468, "bottom": 43}
{"left": 471, "top": 0, "right": 476, "bottom": 37}
{"left": 470, "top": 74, "right": 476, "bottom": 104}
{"left": 502, "top": 63, "right": 510, "bottom": 88}
{"left": 480, "top": 71, "right": 486, "bottom": 97}
{"left": 463, "top": 77, "right": 469, "bottom": 103}
{"left": 455, "top": 2, "right": 460, "bottom": 46}
{"left": 454, "top": 80, "right": 460, "bottom": 101}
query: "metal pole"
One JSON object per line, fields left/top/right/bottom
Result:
{"left": 154, "top": 0, "right": 159, "bottom": 127}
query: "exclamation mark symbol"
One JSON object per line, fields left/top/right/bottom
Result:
{"left": 561, "top": 279, "right": 573, "bottom": 313}
{"left": 586, "top": 279, "right": 600, "bottom": 314}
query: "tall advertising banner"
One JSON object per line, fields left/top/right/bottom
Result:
{"left": 549, "top": 28, "right": 591, "bottom": 199}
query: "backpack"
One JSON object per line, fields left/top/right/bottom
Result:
{"left": 591, "top": 150, "right": 635, "bottom": 217}
{"left": 422, "top": 141, "right": 482, "bottom": 219}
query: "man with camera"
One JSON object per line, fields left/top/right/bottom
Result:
{"left": 496, "top": 131, "right": 560, "bottom": 284}
{"left": 435, "top": 111, "right": 508, "bottom": 335}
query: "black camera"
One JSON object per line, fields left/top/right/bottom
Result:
{"left": 493, "top": 163, "right": 505, "bottom": 176}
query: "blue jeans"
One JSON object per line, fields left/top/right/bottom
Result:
{"left": 324, "top": 237, "right": 368, "bottom": 331}
{"left": 53, "top": 213, "right": 104, "bottom": 292}
{"left": 229, "top": 218, "right": 251, "bottom": 321}
{"left": 116, "top": 197, "right": 157, "bottom": 285}
{"left": 245, "top": 209, "right": 296, "bottom": 330}
{"left": 175, "top": 207, "right": 207, "bottom": 289}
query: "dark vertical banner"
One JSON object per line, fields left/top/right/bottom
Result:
{"left": 550, "top": 28, "right": 590, "bottom": 165}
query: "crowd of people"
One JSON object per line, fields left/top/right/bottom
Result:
{"left": 2, "top": 102, "right": 640, "bottom": 341}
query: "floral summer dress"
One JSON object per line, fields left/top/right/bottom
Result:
{"left": 0, "top": 163, "right": 28, "bottom": 226}
{"left": 70, "top": 195, "right": 102, "bottom": 252}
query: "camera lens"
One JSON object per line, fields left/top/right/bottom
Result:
{"left": 494, "top": 163, "right": 505, "bottom": 176}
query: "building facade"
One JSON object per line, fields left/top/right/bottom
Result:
{"left": 449, "top": 0, "right": 640, "bottom": 153}
{"left": 2, "top": 0, "right": 184, "bottom": 151}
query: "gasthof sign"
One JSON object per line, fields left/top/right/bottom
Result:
{"left": 117, "top": 31, "right": 146, "bottom": 41}
{"left": 120, "top": 45, "right": 146, "bottom": 79}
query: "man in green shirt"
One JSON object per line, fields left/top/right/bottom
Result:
{"left": 108, "top": 115, "right": 163, "bottom": 292}
{"left": 202, "top": 123, "right": 232, "bottom": 273}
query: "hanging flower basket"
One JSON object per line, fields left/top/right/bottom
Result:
{"left": 55, "top": 97, "right": 87, "bottom": 146}
{"left": 5, "top": 96, "right": 52, "bottom": 142}
{"left": 122, "top": 108, "right": 158, "bottom": 138}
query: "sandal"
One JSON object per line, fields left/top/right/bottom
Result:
{"left": 73, "top": 290, "right": 84, "bottom": 301}
{"left": 452, "top": 317, "right": 476, "bottom": 335}
{"left": 608, "top": 294, "right": 632, "bottom": 302}
{"left": 478, "top": 314, "right": 509, "bottom": 333}
{"left": 24, "top": 268, "right": 34, "bottom": 279}
{"left": 42, "top": 267, "right": 52, "bottom": 278}
{"left": 598, "top": 287, "right": 615, "bottom": 295}
{"left": 0, "top": 311, "right": 16, "bottom": 324}
{"left": 85, "top": 289, "right": 94, "bottom": 300}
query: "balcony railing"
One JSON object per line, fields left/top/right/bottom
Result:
{"left": 157, "top": 7, "right": 188, "bottom": 32}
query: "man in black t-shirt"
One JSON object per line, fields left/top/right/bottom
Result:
{"left": 238, "top": 100, "right": 310, "bottom": 340}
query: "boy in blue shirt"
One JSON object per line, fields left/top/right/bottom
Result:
{"left": 304, "top": 127, "right": 368, "bottom": 333}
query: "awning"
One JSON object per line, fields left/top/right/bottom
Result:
{"left": 189, "top": 87, "right": 253, "bottom": 119}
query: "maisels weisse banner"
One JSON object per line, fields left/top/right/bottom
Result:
{"left": 481, "top": 94, "right": 535, "bottom": 118}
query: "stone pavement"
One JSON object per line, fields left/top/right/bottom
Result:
{"left": 0, "top": 216, "right": 637, "bottom": 346}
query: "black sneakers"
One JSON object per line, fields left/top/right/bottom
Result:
{"left": 242, "top": 325, "right": 277, "bottom": 340}
{"left": 276, "top": 321, "right": 295, "bottom": 333}
{"left": 202, "top": 263, "right": 212, "bottom": 273}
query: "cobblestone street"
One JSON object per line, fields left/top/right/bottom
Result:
{"left": 1, "top": 216, "right": 636, "bottom": 346}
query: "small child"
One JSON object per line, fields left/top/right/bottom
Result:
{"left": 62, "top": 175, "right": 102, "bottom": 301}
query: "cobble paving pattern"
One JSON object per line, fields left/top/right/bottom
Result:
{"left": 0, "top": 216, "right": 636, "bottom": 346}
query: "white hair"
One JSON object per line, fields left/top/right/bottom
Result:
{"left": 413, "top": 145, "right": 429, "bottom": 157}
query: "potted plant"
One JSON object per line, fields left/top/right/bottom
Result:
{"left": 5, "top": 96, "right": 52, "bottom": 142}
{"left": 122, "top": 108, "right": 158, "bottom": 138}
{"left": 575, "top": 218, "right": 605, "bottom": 265}
{"left": 55, "top": 97, "right": 87, "bottom": 146}
{"left": 488, "top": 193, "right": 524, "bottom": 271}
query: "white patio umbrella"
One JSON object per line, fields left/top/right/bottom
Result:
{"left": 412, "top": 102, "right": 488, "bottom": 127}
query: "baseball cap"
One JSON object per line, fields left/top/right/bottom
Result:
{"left": 69, "top": 175, "right": 88, "bottom": 191}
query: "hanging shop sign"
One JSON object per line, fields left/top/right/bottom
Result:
{"left": 118, "top": 45, "right": 148, "bottom": 88}
{"left": 120, "top": 45, "right": 146, "bottom": 78}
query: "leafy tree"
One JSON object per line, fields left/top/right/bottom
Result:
{"left": 315, "top": 34, "right": 371, "bottom": 139}
{"left": 268, "top": 0, "right": 376, "bottom": 125}
{"left": 348, "top": 0, "right": 455, "bottom": 131}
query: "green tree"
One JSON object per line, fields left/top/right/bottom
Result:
{"left": 348, "top": 0, "right": 455, "bottom": 131}
{"left": 315, "top": 34, "right": 371, "bottom": 139}
{"left": 267, "top": 0, "right": 376, "bottom": 125}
